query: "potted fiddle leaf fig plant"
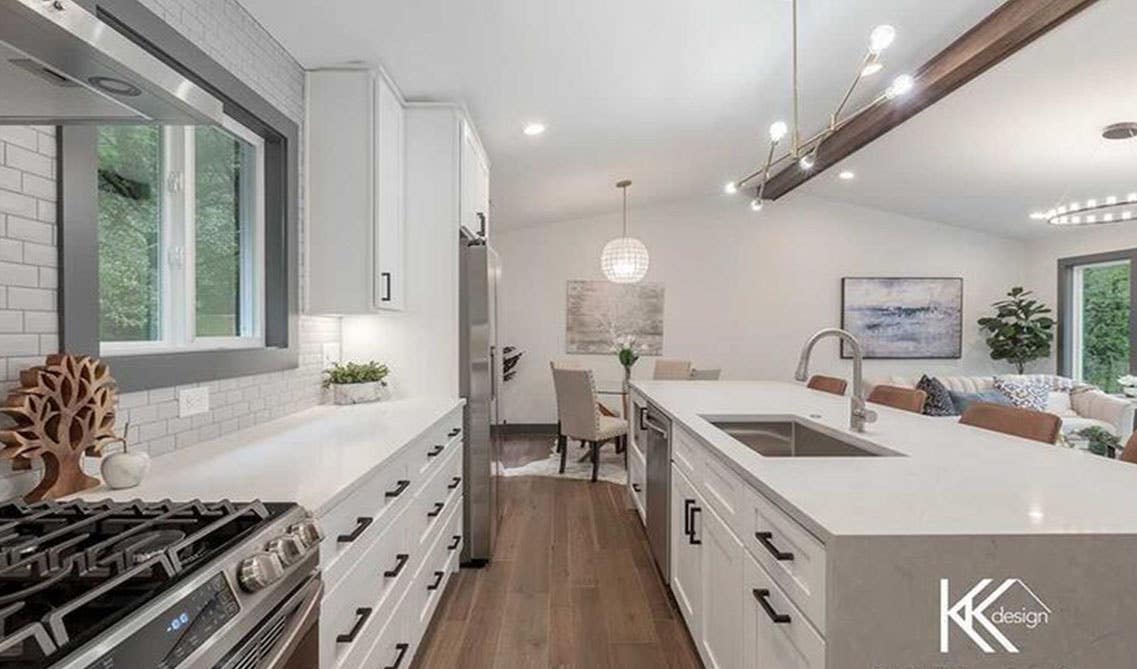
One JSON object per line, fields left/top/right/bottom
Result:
{"left": 322, "top": 361, "right": 390, "bottom": 405}
{"left": 977, "top": 287, "right": 1055, "bottom": 374}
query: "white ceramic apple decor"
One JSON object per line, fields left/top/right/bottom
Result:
{"left": 101, "top": 450, "right": 150, "bottom": 489}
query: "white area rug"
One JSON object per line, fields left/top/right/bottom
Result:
{"left": 501, "top": 440, "right": 628, "bottom": 485}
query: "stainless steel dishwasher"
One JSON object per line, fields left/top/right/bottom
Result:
{"left": 643, "top": 403, "right": 671, "bottom": 579}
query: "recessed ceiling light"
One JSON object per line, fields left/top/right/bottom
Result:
{"left": 523, "top": 122, "right": 546, "bottom": 136}
{"left": 838, "top": 170, "right": 855, "bottom": 180}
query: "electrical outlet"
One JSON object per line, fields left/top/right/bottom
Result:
{"left": 322, "top": 342, "right": 342, "bottom": 367}
{"left": 179, "top": 387, "right": 210, "bottom": 417}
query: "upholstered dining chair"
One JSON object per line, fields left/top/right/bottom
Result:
{"left": 806, "top": 375, "right": 847, "bottom": 396}
{"left": 690, "top": 368, "right": 722, "bottom": 380}
{"left": 958, "top": 403, "right": 1062, "bottom": 444}
{"left": 653, "top": 359, "right": 692, "bottom": 380}
{"left": 550, "top": 366, "right": 628, "bottom": 481}
{"left": 866, "top": 385, "right": 927, "bottom": 413}
{"left": 1119, "top": 432, "right": 1137, "bottom": 465}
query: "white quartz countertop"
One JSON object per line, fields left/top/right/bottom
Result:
{"left": 632, "top": 380, "right": 1137, "bottom": 540}
{"left": 74, "top": 397, "right": 464, "bottom": 515}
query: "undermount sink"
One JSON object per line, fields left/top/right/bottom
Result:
{"left": 706, "top": 420, "right": 900, "bottom": 458}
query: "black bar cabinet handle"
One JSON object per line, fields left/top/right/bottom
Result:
{"left": 384, "top": 553, "right": 409, "bottom": 578}
{"left": 448, "top": 534, "right": 462, "bottom": 550}
{"left": 427, "top": 502, "right": 445, "bottom": 518}
{"left": 448, "top": 476, "right": 462, "bottom": 489}
{"left": 449, "top": 428, "right": 462, "bottom": 437}
{"left": 337, "top": 607, "right": 373, "bottom": 643}
{"left": 755, "top": 531, "right": 795, "bottom": 561}
{"left": 683, "top": 499, "right": 694, "bottom": 536}
{"left": 476, "top": 211, "right": 486, "bottom": 237}
{"left": 385, "top": 643, "right": 410, "bottom": 669}
{"left": 688, "top": 506, "right": 702, "bottom": 545}
{"left": 337, "top": 517, "right": 373, "bottom": 543}
{"left": 427, "top": 570, "right": 445, "bottom": 591}
{"left": 427, "top": 445, "right": 444, "bottom": 457}
{"left": 752, "top": 589, "right": 792, "bottom": 624}
{"left": 638, "top": 407, "right": 648, "bottom": 431}
{"left": 385, "top": 480, "right": 410, "bottom": 498}
{"left": 380, "top": 272, "right": 392, "bottom": 301}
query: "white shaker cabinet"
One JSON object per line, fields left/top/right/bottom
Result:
{"left": 459, "top": 118, "right": 490, "bottom": 239}
{"left": 305, "top": 68, "right": 406, "bottom": 313}
{"left": 700, "top": 502, "right": 745, "bottom": 669}
{"left": 670, "top": 464, "right": 703, "bottom": 635}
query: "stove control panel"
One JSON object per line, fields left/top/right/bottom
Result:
{"left": 83, "top": 573, "right": 239, "bottom": 669}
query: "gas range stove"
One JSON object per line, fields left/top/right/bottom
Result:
{"left": 0, "top": 499, "right": 323, "bottom": 669}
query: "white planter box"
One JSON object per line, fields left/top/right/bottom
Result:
{"left": 332, "top": 381, "right": 388, "bottom": 405}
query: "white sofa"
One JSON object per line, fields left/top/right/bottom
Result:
{"left": 866, "top": 374, "right": 1136, "bottom": 441}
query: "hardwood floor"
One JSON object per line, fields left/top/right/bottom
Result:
{"left": 411, "top": 437, "right": 702, "bottom": 669}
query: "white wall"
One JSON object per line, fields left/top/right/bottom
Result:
{"left": 1024, "top": 225, "right": 1137, "bottom": 373}
{"left": 495, "top": 193, "right": 1027, "bottom": 424}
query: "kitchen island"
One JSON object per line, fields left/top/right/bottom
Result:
{"left": 629, "top": 380, "right": 1137, "bottom": 669}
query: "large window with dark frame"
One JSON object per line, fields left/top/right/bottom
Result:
{"left": 97, "top": 118, "right": 265, "bottom": 355}
{"left": 1059, "top": 249, "right": 1136, "bottom": 393}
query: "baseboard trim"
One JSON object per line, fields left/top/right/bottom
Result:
{"left": 493, "top": 423, "right": 558, "bottom": 436}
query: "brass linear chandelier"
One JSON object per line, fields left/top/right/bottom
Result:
{"left": 724, "top": 0, "right": 915, "bottom": 211}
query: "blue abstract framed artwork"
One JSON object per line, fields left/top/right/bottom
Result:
{"left": 840, "top": 277, "right": 963, "bottom": 359}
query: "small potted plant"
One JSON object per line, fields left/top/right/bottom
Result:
{"left": 323, "top": 361, "right": 390, "bottom": 405}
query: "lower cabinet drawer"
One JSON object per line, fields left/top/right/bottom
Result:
{"left": 359, "top": 588, "right": 414, "bottom": 669}
{"left": 410, "top": 445, "right": 463, "bottom": 564}
{"left": 406, "top": 503, "right": 463, "bottom": 650}
{"left": 743, "top": 552, "right": 825, "bottom": 669}
{"left": 672, "top": 424, "right": 705, "bottom": 484}
{"left": 320, "top": 448, "right": 413, "bottom": 591}
{"left": 747, "top": 488, "right": 827, "bottom": 633}
{"left": 320, "top": 508, "right": 412, "bottom": 669}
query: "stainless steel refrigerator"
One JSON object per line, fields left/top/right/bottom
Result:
{"left": 459, "top": 232, "right": 502, "bottom": 565}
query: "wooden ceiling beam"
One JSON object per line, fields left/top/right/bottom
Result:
{"left": 764, "top": 0, "right": 1101, "bottom": 201}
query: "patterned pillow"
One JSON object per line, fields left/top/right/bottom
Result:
{"left": 916, "top": 375, "right": 957, "bottom": 416}
{"left": 993, "top": 377, "right": 1050, "bottom": 412}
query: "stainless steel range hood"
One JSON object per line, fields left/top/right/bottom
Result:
{"left": 0, "top": 0, "right": 223, "bottom": 125}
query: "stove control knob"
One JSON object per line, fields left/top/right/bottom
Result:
{"left": 238, "top": 551, "right": 285, "bottom": 592}
{"left": 266, "top": 534, "right": 306, "bottom": 566}
{"left": 291, "top": 518, "right": 323, "bottom": 549}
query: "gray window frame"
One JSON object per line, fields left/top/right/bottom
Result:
{"left": 1056, "top": 248, "right": 1137, "bottom": 380}
{"left": 59, "top": 0, "right": 299, "bottom": 392}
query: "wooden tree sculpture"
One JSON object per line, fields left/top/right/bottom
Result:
{"left": 0, "top": 354, "right": 118, "bottom": 501}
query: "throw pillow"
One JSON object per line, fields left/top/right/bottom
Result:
{"left": 949, "top": 390, "right": 1012, "bottom": 414}
{"left": 916, "top": 375, "right": 957, "bottom": 416}
{"left": 993, "top": 377, "right": 1050, "bottom": 412}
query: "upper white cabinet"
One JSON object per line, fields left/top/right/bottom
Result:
{"left": 459, "top": 119, "right": 490, "bottom": 239}
{"left": 305, "top": 69, "right": 406, "bottom": 313}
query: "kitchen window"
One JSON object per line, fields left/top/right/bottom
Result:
{"left": 97, "top": 117, "right": 265, "bottom": 355}
{"left": 1058, "top": 249, "right": 1137, "bottom": 393}
{"left": 59, "top": 0, "right": 300, "bottom": 392}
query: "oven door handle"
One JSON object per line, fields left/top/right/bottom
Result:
{"left": 260, "top": 575, "right": 324, "bottom": 669}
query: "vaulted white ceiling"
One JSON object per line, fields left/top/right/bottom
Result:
{"left": 239, "top": 0, "right": 1004, "bottom": 228}
{"left": 804, "top": 0, "right": 1137, "bottom": 239}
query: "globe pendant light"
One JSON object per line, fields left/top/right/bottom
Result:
{"left": 601, "top": 180, "right": 649, "bottom": 283}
